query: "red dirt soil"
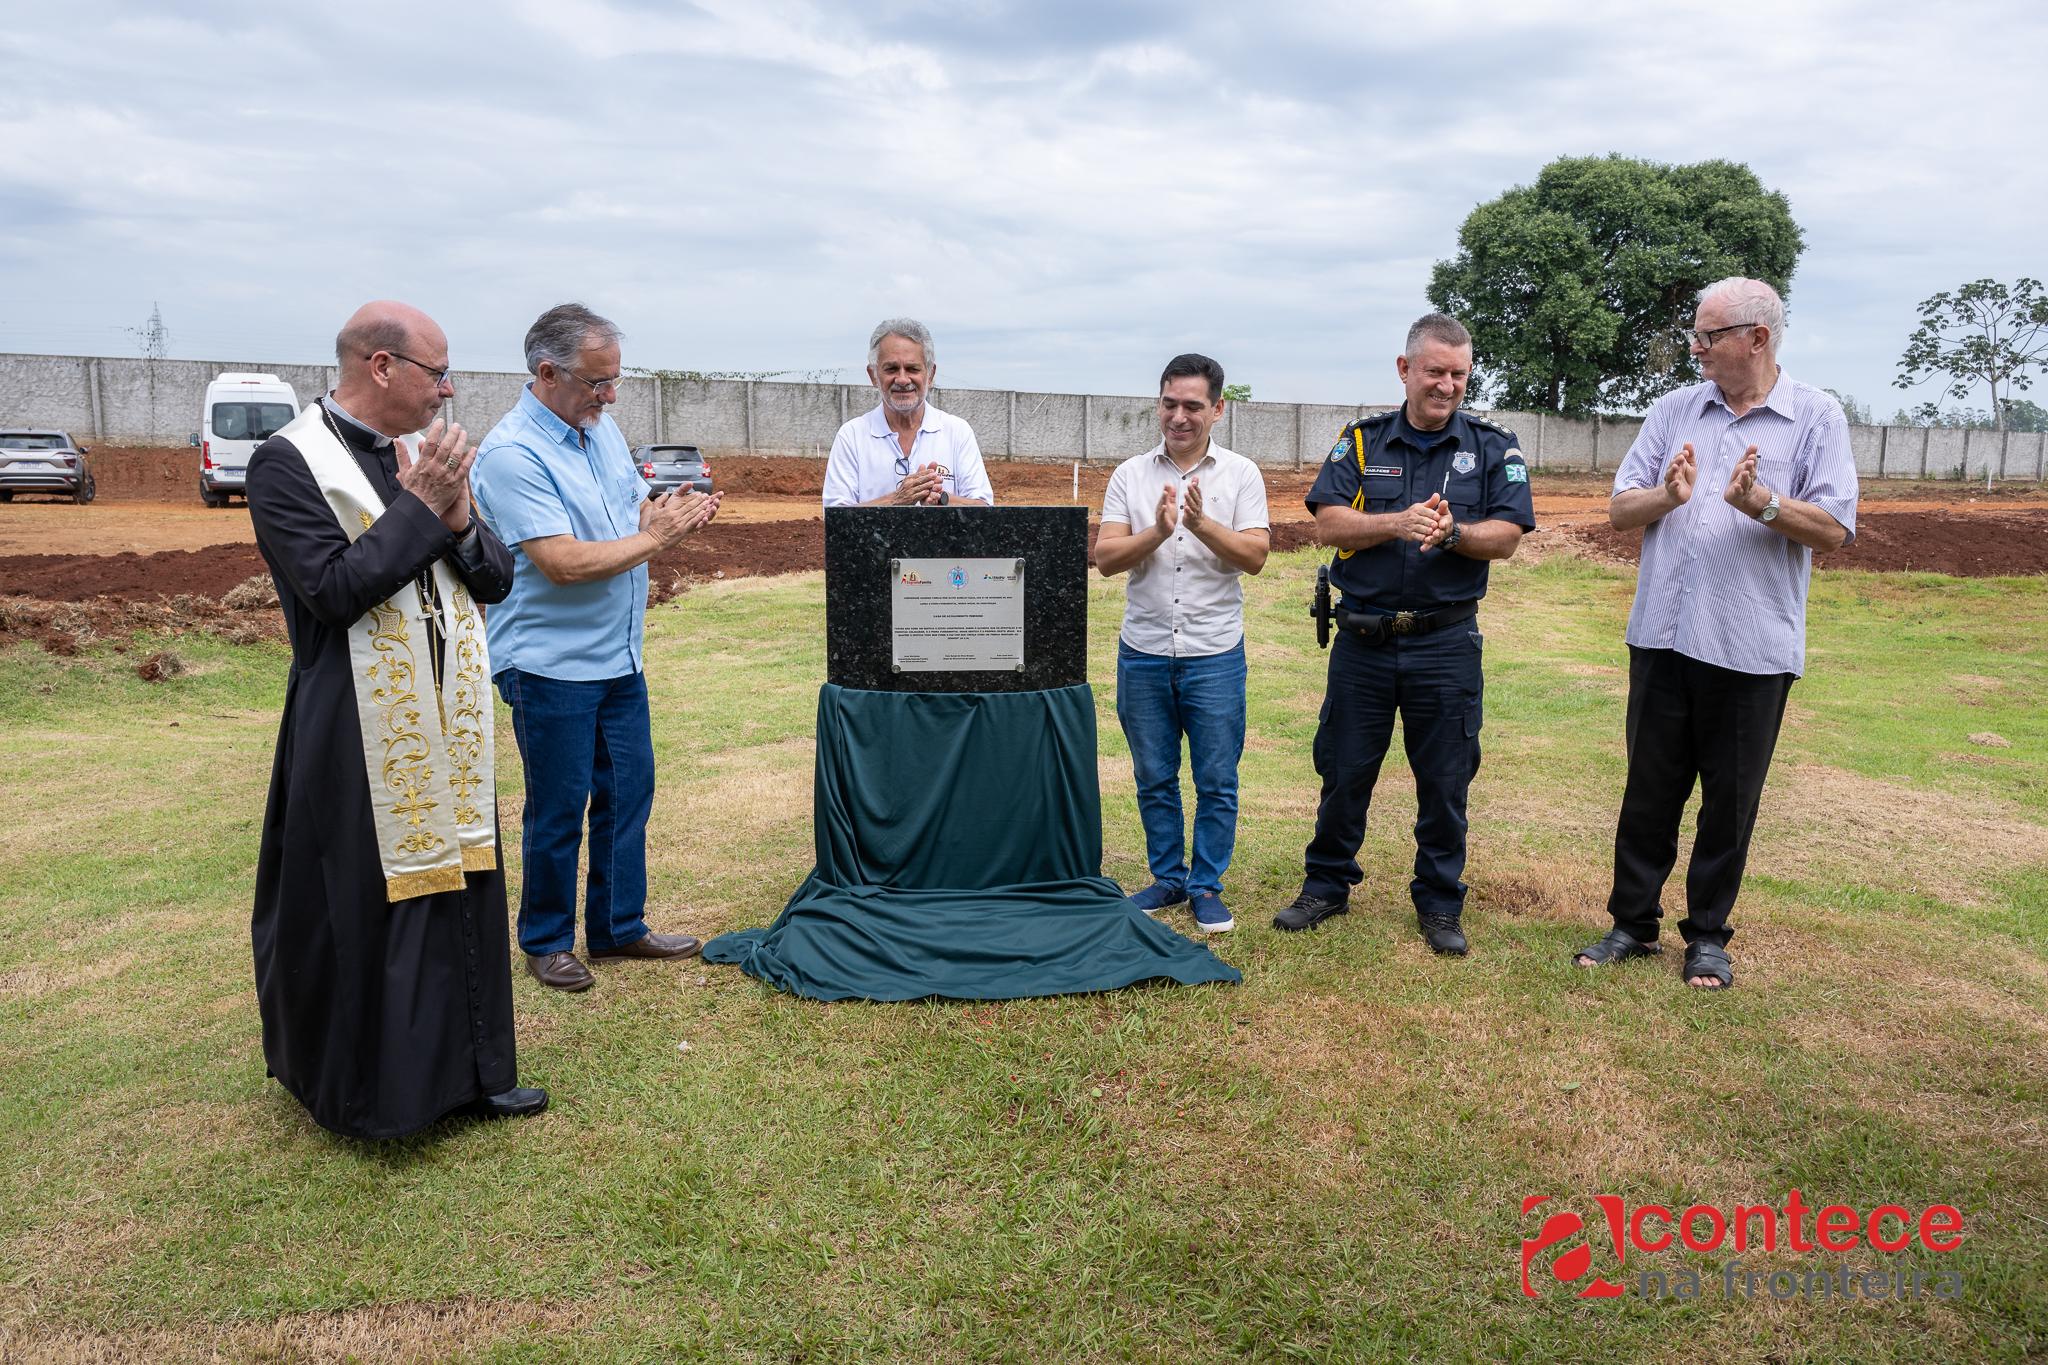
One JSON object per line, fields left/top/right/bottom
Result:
{"left": 4, "top": 449, "right": 2044, "bottom": 658}
{"left": 2, "top": 512, "right": 2038, "bottom": 614}
{"left": 1564, "top": 512, "right": 2048, "bottom": 577}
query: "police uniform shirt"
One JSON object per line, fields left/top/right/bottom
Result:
{"left": 1305, "top": 407, "right": 1535, "bottom": 610}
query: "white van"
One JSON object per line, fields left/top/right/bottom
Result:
{"left": 200, "top": 373, "right": 299, "bottom": 507}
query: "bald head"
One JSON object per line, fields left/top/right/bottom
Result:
{"left": 336, "top": 300, "right": 442, "bottom": 377}
{"left": 331, "top": 300, "right": 453, "bottom": 435}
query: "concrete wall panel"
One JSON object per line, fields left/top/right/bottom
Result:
{"left": 448, "top": 371, "right": 535, "bottom": 445}
{"left": 1009, "top": 391, "right": 1085, "bottom": 460}
{"left": 748, "top": 381, "right": 842, "bottom": 456}
{"left": 0, "top": 353, "right": 2018, "bottom": 478}
{"left": 1924, "top": 428, "right": 1968, "bottom": 478}
{"left": 662, "top": 378, "right": 748, "bottom": 453}
{"left": 0, "top": 354, "right": 96, "bottom": 434}
{"left": 1229, "top": 401, "right": 1302, "bottom": 467}
{"left": 2007, "top": 431, "right": 2045, "bottom": 479}
{"left": 1087, "top": 395, "right": 1158, "bottom": 465}
{"left": 931, "top": 386, "right": 1012, "bottom": 457}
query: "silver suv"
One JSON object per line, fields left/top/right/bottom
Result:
{"left": 631, "top": 444, "right": 714, "bottom": 496}
{"left": 0, "top": 430, "right": 95, "bottom": 504}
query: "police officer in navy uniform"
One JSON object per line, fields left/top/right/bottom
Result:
{"left": 1275, "top": 312, "right": 1535, "bottom": 954}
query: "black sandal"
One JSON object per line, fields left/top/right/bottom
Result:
{"left": 1571, "top": 927, "right": 1661, "bottom": 966}
{"left": 1682, "top": 941, "right": 1735, "bottom": 990}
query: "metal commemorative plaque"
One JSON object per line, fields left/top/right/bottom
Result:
{"left": 889, "top": 557, "right": 1026, "bottom": 672}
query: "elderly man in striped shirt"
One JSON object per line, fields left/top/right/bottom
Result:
{"left": 1574, "top": 277, "right": 1859, "bottom": 990}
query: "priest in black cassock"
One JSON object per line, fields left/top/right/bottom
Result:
{"left": 245, "top": 299, "right": 546, "bottom": 1139}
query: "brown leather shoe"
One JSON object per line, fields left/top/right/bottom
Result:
{"left": 589, "top": 931, "right": 703, "bottom": 961}
{"left": 526, "top": 950, "right": 595, "bottom": 991}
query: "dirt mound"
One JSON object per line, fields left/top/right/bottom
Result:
{"left": 73, "top": 443, "right": 205, "bottom": 501}
{"left": 0, "top": 545, "right": 268, "bottom": 602}
{"left": 1564, "top": 509, "right": 2048, "bottom": 576}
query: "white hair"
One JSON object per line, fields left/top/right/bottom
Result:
{"left": 868, "top": 317, "right": 935, "bottom": 369}
{"left": 1698, "top": 277, "right": 1785, "bottom": 356}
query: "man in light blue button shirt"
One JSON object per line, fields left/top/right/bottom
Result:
{"left": 473, "top": 303, "right": 722, "bottom": 992}
{"left": 1574, "top": 277, "right": 1858, "bottom": 991}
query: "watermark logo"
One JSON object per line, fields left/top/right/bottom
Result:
{"left": 1519, "top": 1191, "right": 1965, "bottom": 1302}
{"left": 1521, "top": 1196, "right": 1627, "bottom": 1299}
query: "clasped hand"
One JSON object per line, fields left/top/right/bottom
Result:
{"left": 894, "top": 463, "right": 948, "bottom": 505}
{"left": 1398, "top": 493, "right": 1454, "bottom": 549}
{"left": 396, "top": 419, "right": 477, "bottom": 532}
{"left": 647, "top": 489, "right": 722, "bottom": 548}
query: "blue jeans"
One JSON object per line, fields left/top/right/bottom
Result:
{"left": 495, "top": 668, "right": 655, "bottom": 956}
{"left": 1115, "top": 640, "right": 1247, "bottom": 898}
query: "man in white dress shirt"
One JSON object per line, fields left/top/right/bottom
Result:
{"left": 822, "top": 318, "right": 994, "bottom": 508}
{"left": 1095, "top": 353, "right": 1270, "bottom": 933}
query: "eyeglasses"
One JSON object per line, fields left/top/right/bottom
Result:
{"left": 1680, "top": 323, "right": 1756, "bottom": 351}
{"left": 893, "top": 455, "right": 950, "bottom": 480}
{"left": 564, "top": 369, "right": 622, "bottom": 397}
{"left": 381, "top": 351, "right": 454, "bottom": 386}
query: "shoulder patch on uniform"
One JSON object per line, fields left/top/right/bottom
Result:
{"left": 1505, "top": 447, "right": 1525, "bottom": 463}
{"left": 1329, "top": 434, "right": 1352, "bottom": 462}
{"left": 1504, "top": 462, "right": 1528, "bottom": 483}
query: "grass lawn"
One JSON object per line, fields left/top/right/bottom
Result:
{"left": 0, "top": 549, "right": 2043, "bottom": 1363}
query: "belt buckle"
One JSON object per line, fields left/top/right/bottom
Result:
{"left": 1392, "top": 610, "right": 1417, "bottom": 636}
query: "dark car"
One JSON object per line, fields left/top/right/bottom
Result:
{"left": 631, "top": 443, "right": 714, "bottom": 496}
{"left": 0, "top": 429, "right": 95, "bottom": 504}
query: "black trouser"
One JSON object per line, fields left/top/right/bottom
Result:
{"left": 1302, "top": 621, "right": 1484, "bottom": 916}
{"left": 1605, "top": 646, "right": 1794, "bottom": 948}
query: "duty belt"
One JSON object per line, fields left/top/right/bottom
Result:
{"left": 1336, "top": 599, "right": 1477, "bottom": 645}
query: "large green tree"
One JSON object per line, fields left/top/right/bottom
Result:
{"left": 1428, "top": 155, "right": 1803, "bottom": 415}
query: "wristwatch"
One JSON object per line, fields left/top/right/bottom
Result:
{"left": 1757, "top": 491, "right": 1780, "bottom": 523}
{"left": 1441, "top": 519, "right": 1462, "bottom": 551}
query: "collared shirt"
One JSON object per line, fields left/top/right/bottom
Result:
{"left": 1614, "top": 373, "right": 1859, "bottom": 677}
{"left": 471, "top": 385, "right": 650, "bottom": 681}
{"left": 822, "top": 401, "right": 995, "bottom": 507}
{"left": 1306, "top": 407, "right": 1535, "bottom": 610}
{"left": 1101, "top": 440, "right": 1269, "bottom": 657}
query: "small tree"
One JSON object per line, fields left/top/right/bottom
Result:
{"left": 1221, "top": 383, "right": 1251, "bottom": 403}
{"left": 1894, "top": 278, "right": 2048, "bottom": 432}
{"left": 1823, "top": 388, "right": 1872, "bottom": 425}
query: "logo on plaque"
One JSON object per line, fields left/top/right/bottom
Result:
{"left": 949, "top": 565, "right": 967, "bottom": 589}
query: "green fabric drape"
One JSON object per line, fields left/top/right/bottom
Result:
{"left": 705, "top": 683, "right": 1241, "bottom": 1001}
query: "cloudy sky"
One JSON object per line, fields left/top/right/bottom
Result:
{"left": 0, "top": 0, "right": 2038, "bottom": 416}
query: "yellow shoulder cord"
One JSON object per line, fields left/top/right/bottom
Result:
{"left": 1338, "top": 426, "right": 1365, "bottom": 559}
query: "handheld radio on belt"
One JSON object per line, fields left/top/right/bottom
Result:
{"left": 1309, "top": 564, "right": 1332, "bottom": 649}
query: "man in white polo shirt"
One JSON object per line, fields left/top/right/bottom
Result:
{"left": 822, "top": 317, "right": 995, "bottom": 508}
{"left": 1096, "top": 354, "right": 1270, "bottom": 932}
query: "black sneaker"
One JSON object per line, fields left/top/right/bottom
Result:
{"left": 1417, "top": 912, "right": 1468, "bottom": 956}
{"left": 1273, "top": 892, "right": 1347, "bottom": 931}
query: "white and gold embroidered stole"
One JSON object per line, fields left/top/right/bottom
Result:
{"left": 279, "top": 405, "right": 497, "bottom": 902}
